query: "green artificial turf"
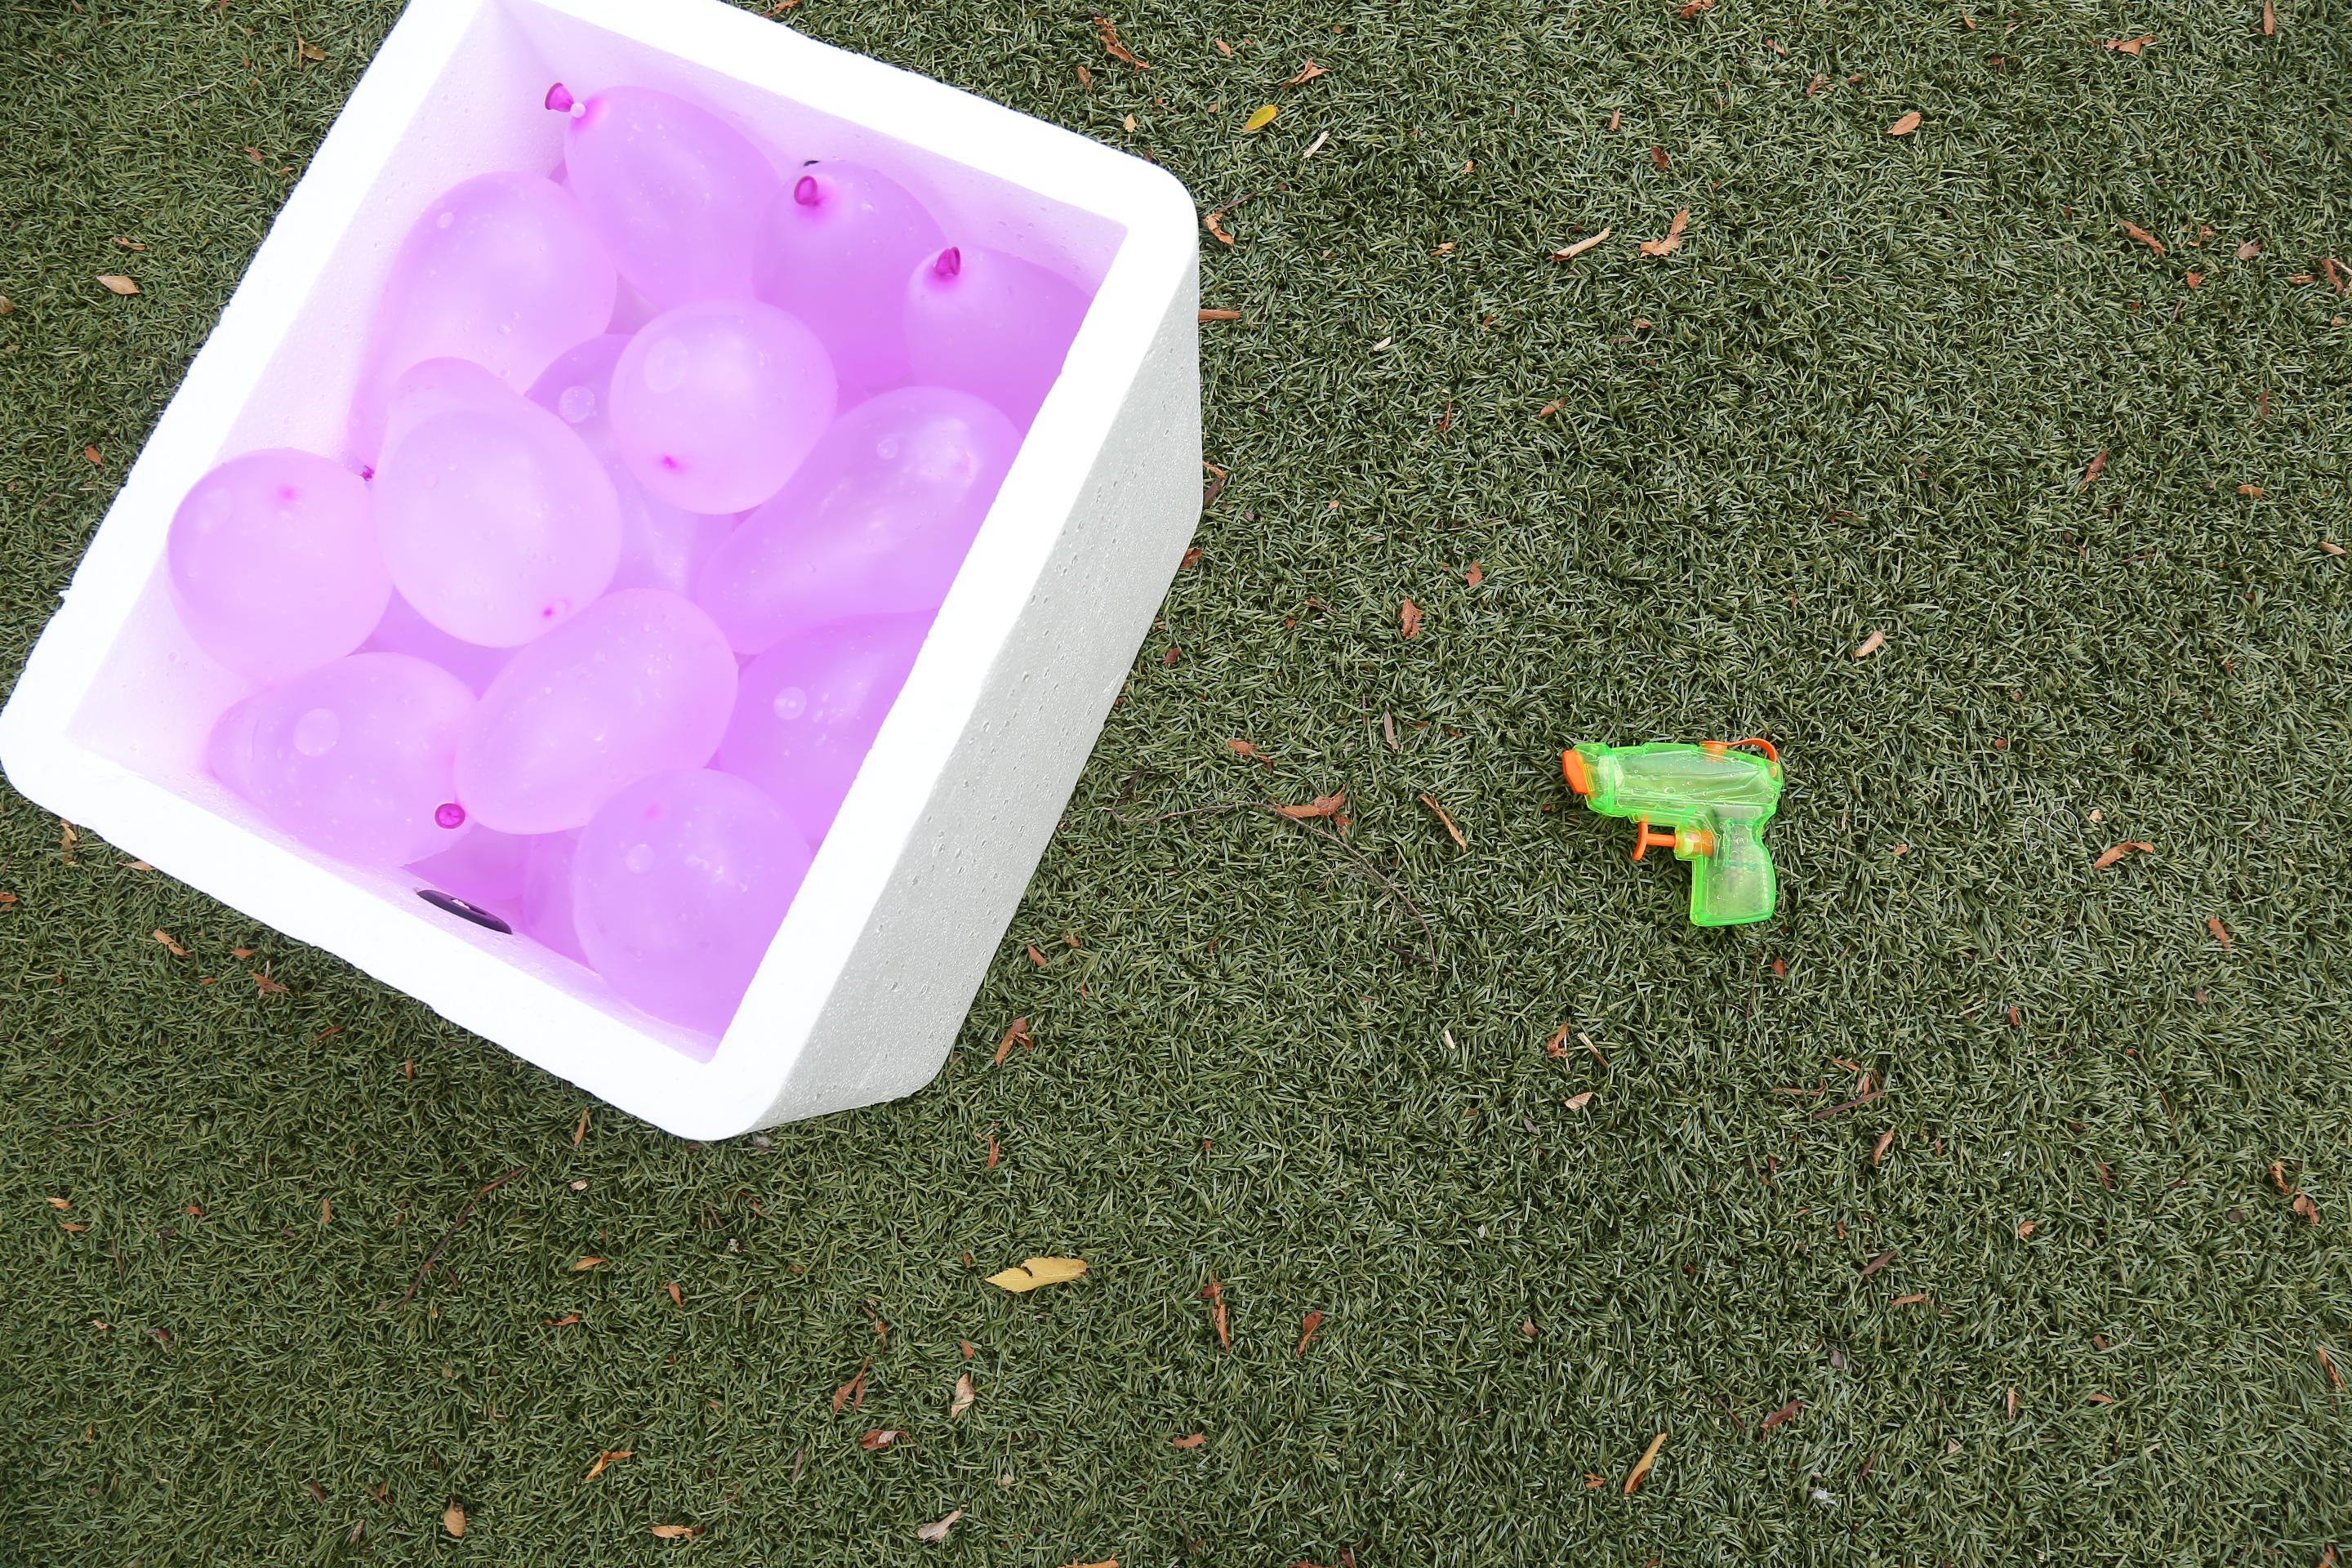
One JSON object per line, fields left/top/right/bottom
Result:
{"left": 2, "top": 0, "right": 2349, "bottom": 1560}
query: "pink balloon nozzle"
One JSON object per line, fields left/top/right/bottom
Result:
{"left": 934, "top": 246, "right": 961, "bottom": 278}
{"left": 794, "top": 175, "right": 821, "bottom": 206}
{"left": 435, "top": 802, "right": 468, "bottom": 829}
{"left": 544, "top": 82, "right": 574, "bottom": 113}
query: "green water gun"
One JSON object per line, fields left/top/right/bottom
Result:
{"left": 1561, "top": 738, "right": 1784, "bottom": 926}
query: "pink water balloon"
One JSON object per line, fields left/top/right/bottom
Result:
{"left": 454, "top": 588, "right": 737, "bottom": 834}
{"left": 360, "top": 589, "right": 515, "bottom": 696}
{"left": 560, "top": 85, "right": 780, "bottom": 311}
{"left": 694, "top": 386, "right": 1017, "bottom": 653}
{"left": 573, "top": 768, "right": 810, "bottom": 1039}
{"left": 904, "top": 244, "right": 1089, "bottom": 429}
{"left": 167, "top": 449, "right": 388, "bottom": 684}
{"left": 716, "top": 612, "right": 927, "bottom": 845}
{"left": 609, "top": 300, "right": 836, "bottom": 514}
{"left": 374, "top": 371, "right": 621, "bottom": 646}
{"left": 752, "top": 162, "right": 944, "bottom": 394}
{"left": 348, "top": 172, "right": 614, "bottom": 464}
{"left": 519, "top": 830, "right": 590, "bottom": 964}
{"left": 207, "top": 653, "right": 474, "bottom": 867}
{"left": 527, "top": 334, "right": 735, "bottom": 597}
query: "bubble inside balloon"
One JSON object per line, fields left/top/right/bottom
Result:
{"left": 526, "top": 334, "right": 736, "bottom": 598}
{"left": 609, "top": 299, "right": 838, "bottom": 515}
{"left": 207, "top": 653, "right": 476, "bottom": 867}
{"left": 904, "top": 243, "right": 1089, "bottom": 429}
{"left": 454, "top": 588, "right": 738, "bottom": 835}
{"left": 717, "top": 612, "right": 929, "bottom": 844}
{"left": 167, "top": 448, "right": 389, "bottom": 685}
{"left": 573, "top": 768, "right": 809, "bottom": 1040}
{"left": 348, "top": 172, "right": 615, "bottom": 465}
{"left": 563, "top": 86, "right": 780, "bottom": 311}
{"left": 751, "top": 162, "right": 944, "bottom": 394}
{"left": 694, "top": 386, "right": 1017, "bottom": 653}
{"left": 373, "top": 369, "right": 623, "bottom": 647}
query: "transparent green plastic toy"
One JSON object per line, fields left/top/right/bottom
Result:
{"left": 1561, "top": 738, "right": 1783, "bottom": 926}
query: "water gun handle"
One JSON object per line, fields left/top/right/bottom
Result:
{"left": 1690, "top": 815, "right": 1775, "bottom": 927}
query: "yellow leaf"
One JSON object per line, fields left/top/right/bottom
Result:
{"left": 1887, "top": 111, "right": 1922, "bottom": 136}
{"left": 443, "top": 1504, "right": 466, "bottom": 1538}
{"left": 152, "top": 929, "right": 187, "bottom": 956}
{"left": 1243, "top": 104, "right": 1278, "bottom": 131}
{"left": 1564, "top": 1092, "right": 1595, "bottom": 1110}
{"left": 1624, "top": 1431, "right": 1668, "bottom": 1494}
{"left": 96, "top": 274, "right": 139, "bottom": 295}
{"left": 986, "top": 1256, "right": 1089, "bottom": 1292}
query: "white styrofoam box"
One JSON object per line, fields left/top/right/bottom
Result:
{"left": 0, "top": 0, "right": 1200, "bottom": 1137}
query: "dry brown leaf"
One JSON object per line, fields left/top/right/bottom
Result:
{"left": 2237, "top": 483, "right": 2265, "bottom": 497}
{"left": 666, "top": 1280, "right": 683, "bottom": 1308}
{"left": 951, "top": 1371, "right": 974, "bottom": 1419}
{"left": 2292, "top": 1192, "right": 2319, "bottom": 1224}
{"left": 545, "top": 1314, "right": 581, "bottom": 1326}
{"left": 96, "top": 275, "right": 139, "bottom": 295}
{"left": 583, "top": 1450, "right": 632, "bottom": 1481}
{"left": 1296, "top": 1309, "right": 1325, "bottom": 1357}
{"left": 297, "top": 37, "right": 323, "bottom": 60}
{"left": 1584, "top": 1472, "right": 1608, "bottom": 1489}
{"left": 1887, "top": 110, "right": 1922, "bottom": 136}
{"left": 1853, "top": 629, "right": 1886, "bottom": 659}
{"left": 2091, "top": 841, "right": 2154, "bottom": 870}
{"left": 1758, "top": 1398, "right": 1800, "bottom": 1432}
{"left": 251, "top": 971, "right": 287, "bottom": 994}
{"left": 1213, "top": 37, "right": 1232, "bottom": 56}
{"left": 1076, "top": 63, "right": 1094, "bottom": 89}
{"left": 1872, "top": 1128, "right": 1895, "bottom": 1167}
{"left": 2186, "top": 271, "right": 2203, "bottom": 287}
{"left": 1607, "top": 108, "right": 1623, "bottom": 130}
{"left": 986, "top": 1256, "right": 1089, "bottom": 1292}
{"left": 1173, "top": 1432, "right": 1206, "bottom": 1449}
{"left": 2238, "top": 238, "right": 2262, "bottom": 260}
{"left": 2207, "top": 916, "right": 2232, "bottom": 948}
{"left": 1202, "top": 210, "right": 1235, "bottom": 246}
{"left": 859, "top": 1429, "right": 904, "bottom": 1450}
{"left": 1201, "top": 1276, "right": 1230, "bottom": 1349}
{"left": 652, "top": 1525, "right": 704, "bottom": 1540}
{"left": 1544, "top": 1024, "right": 1570, "bottom": 1060}
{"left": 1891, "top": 1293, "right": 1929, "bottom": 1306}
{"left": 1092, "top": 16, "right": 1148, "bottom": 68}
{"left": 1419, "top": 793, "right": 1467, "bottom": 850}
{"left": 1179, "top": 546, "right": 1204, "bottom": 568}
{"left": 1272, "top": 791, "right": 1345, "bottom": 820}
{"left": 832, "top": 1360, "right": 868, "bottom": 1413}
{"left": 60, "top": 1222, "right": 87, "bottom": 1232}
{"left": 2105, "top": 35, "right": 2153, "bottom": 53}
{"left": 2119, "top": 220, "right": 2165, "bottom": 256}
{"left": 960, "top": 1339, "right": 977, "bottom": 1358}
{"left": 916, "top": 1509, "right": 962, "bottom": 1544}
{"left": 152, "top": 929, "right": 187, "bottom": 957}
{"left": 1199, "top": 308, "right": 1241, "bottom": 323}
{"left": 1860, "top": 1247, "right": 1897, "bottom": 1278}
{"left": 1564, "top": 1091, "right": 1595, "bottom": 1111}
{"left": 1281, "top": 60, "right": 1328, "bottom": 87}
{"left": 46, "top": 1196, "right": 70, "bottom": 1210}
{"left": 1673, "top": 0, "right": 1713, "bottom": 16}
{"left": 1623, "top": 1431, "right": 1668, "bottom": 1494}
{"left": 1550, "top": 228, "right": 1611, "bottom": 261}
{"left": 992, "top": 1017, "right": 1031, "bottom": 1067}
{"left": 1400, "top": 598, "right": 1422, "bottom": 638}
{"left": 2327, "top": 256, "right": 2345, "bottom": 293}
{"left": 1464, "top": 560, "right": 1484, "bottom": 588}
{"left": 572, "top": 1256, "right": 604, "bottom": 1271}
{"left": 1535, "top": 399, "right": 1566, "bottom": 418}
{"left": 2080, "top": 448, "right": 2109, "bottom": 487}
{"left": 2086, "top": 1392, "right": 2114, "bottom": 1405}
{"left": 1638, "top": 208, "right": 1690, "bottom": 257}
{"left": 2317, "top": 1344, "right": 2342, "bottom": 1391}
{"left": 2017, "top": 1220, "right": 2038, "bottom": 1238}
{"left": 1061, "top": 1561, "right": 1119, "bottom": 1568}
{"left": 443, "top": 1503, "right": 466, "bottom": 1538}
{"left": 1650, "top": 145, "right": 1669, "bottom": 172}
{"left": 1227, "top": 739, "right": 1259, "bottom": 759}
{"left": 2320, "top": 541, "right": 2346, "bottom": 556}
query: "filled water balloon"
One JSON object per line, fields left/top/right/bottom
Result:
{"left": 751, "top": 162, "right": 944, "bottom": 394}
{"left": 207, "top": 653, "right": 475, "bottom": 867}
{"left": 559, "top": 85, "right": 779, "bottom": 311}
{"left": 715, "top": 612, "right": 927, "bottom": 844}
{"left": 608, "top": 299, "right": 836, "bottom": 514}
{"left": 519, "top": 830, "right": 590, "bottom": 964}
{"left": 359, "top": 589, "right": 516, "bottom": 696}
{"left": 453, "top": 588, "right": 737, "bottom": 835}
{"left": 167, "top": 448, "right": 388, "bottom": 684}
{"left": 903, "top": 243, "right": 1089, "bottom": 429}
{"left": 348, "top": 172, "right": 614, "bottom": 463}
{"left": 573, "top": 768, "right": 809, "bottom": 1039}
{"left": 694, "top": 386, "right": 1016, "bottom": 653}
{"left": 526, "top": 334, "right": 735, "bottom": 596}
{"left": 374, "top": 371, "right": 621, "bottom": 646}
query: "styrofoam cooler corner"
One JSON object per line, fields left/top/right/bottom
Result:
{"left": 0, "top": 0, "right": 1201, "bottom": 1138}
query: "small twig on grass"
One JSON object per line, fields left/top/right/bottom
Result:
{"left": 388, "top": 1167, "right": 525, "bottom": 1308}
{"left": 52, "top": 1107, "right": 146, "bottom": 1129}
{"left": 1107, "top": 800, "right": 1438, "bottom": 965}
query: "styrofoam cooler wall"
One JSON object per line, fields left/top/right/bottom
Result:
{"left": 0, "top": 0, "right": 1201, "bottom": 1137}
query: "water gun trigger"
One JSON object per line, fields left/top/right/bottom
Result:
{"left": 1631, "top": 817, "right": 1717, "bottom": 862}
{"left": 1630, "top": 817, "right": 1676, "bottom": 862}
